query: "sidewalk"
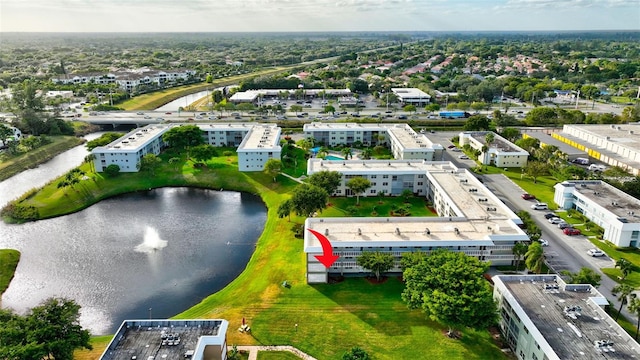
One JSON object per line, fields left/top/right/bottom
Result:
{"left": 236, "top": 345, "right": 317, "bottom": 360}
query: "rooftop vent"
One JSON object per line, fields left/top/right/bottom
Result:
{"left": 357, "top": 228, "right": 362, "bottom": 236}
{"left": 618, "top": 217, "right": 629, "bottom": 223}
{"left": 324, "top": 229, "right": 329, "bottom": 236}
{"left": 454, "top": 228, "right": 460, "bottom": 235}
{"left": 425, "top": 228, "right": 430, "bottom": 235}
{"left": 395, "top": 227, "right": 401, "bottom": 235}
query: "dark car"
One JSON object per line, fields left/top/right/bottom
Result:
{"left": 521, "top": 193, "right": 536, "bottom": 200}
{"left": 544, "top": 213, "right": 559, "bottom": 219}
{"left": 447, "top": 145, "right": 456, "bottom": 149}
{"left": 398, "top": 115, "right": 407, "bottom": 120}
{"left": 558, "top": 222, "right": 572, "bottom": 230}
{"left": 564, "top": 228, "right": 581, "bottom": 236}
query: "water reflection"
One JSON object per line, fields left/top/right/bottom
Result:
{"left": 1, "top": 188, "right": 266, "bottom": 335}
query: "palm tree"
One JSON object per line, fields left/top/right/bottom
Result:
{"left": 525, "top": 242, "right": 544, "bottom": 274}
{"left": 615, "top": 258, "right": 634, "bottom": 281}
{"left": 612, "top": 284, "right": 635, "bottom": 321}
{"left": 319, "top": 146, "right": 329, "bottom": 158}
{"left": 84, "top": 154, "right": 95, "bottom": 173}
{"left": 512, "top": 242, "right": 529, "bottom": 271}
{"left": 628, "top": 296, "right": 640, "bottom": 340}
{"left": 361, "top": 148, "right": 373, "bottom": 160}
{"left": 341, "top": 147, "right": 353, "bottom": 160}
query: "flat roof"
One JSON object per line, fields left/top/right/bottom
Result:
{"left": 462, "top": 131, "right": 528, "bottom": 154}
{"left": 565, "top": 124, "right": 640, "bottom": 150}
{"left": 237, "top": 124, "right": 281, "bottom": 151}
{"left": 304, "top": 122, "right": 389, "bottom": 132}
{"left": 391, "top": 87, "right": 431, "bottom": 99}
{"left": 496, "top": 275, "right": 640, "bottom": 359}
{"left": 305, "top": 160, "right": 527, "bottom": 251}
{"left": 100, "top": 319, "right": 227, "bottom": 360}
{"left": 386, "top": 124, "right": 438, "bottom": 150}
{"left": 97, "top": 125, "right": 168, "bottom": 152}
{"left": 521, "top": 129, "right": 587, "bottom": 157}
{"left": 559, "top": 181, "right": 640, "bottom": 224}
{"left": 562, "top": 124, "right": 640, "bottom": 169}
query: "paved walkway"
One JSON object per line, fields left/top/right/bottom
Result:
{"left": 236, "top": 345, "right": 317, "bottom": 360}
{"left": 280, "top": 172, "right": 304, "bottom": 184}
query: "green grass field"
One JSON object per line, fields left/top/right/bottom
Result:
{"left": 258, "top": 351, "right": 300, "bottom": 360}
{"left": 0, "top": 249, "right": 20, "bottom": 297}
{"left": 4, "top": 151, "right": 508, "bottom": 359}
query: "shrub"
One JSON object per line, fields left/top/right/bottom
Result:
{"left": 104, "top": 164, "right": 121, "bottom": 177}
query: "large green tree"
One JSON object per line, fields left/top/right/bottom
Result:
{"left": 190, "top": 144, "right": 218, "bottom": 165}
{"left": 308, "top": 170, "right": 342, "bottom": 196}
{"left": 356, "top": 251, "right": 394, "bottom": 281}
{"left": 263, "top": 158, "right": 282, "bottom": 182}
{"left": 346, "top": 177, "right": 372, "bottom": 205}
{"left": 463, "top": 115, "right": 491, "bottom": 131}
{"left": 401, "top": 250, "right": 497, "bottom": 335}
{"left": 86, "top": 132, "right": 123, "bottom": 151}
{"left": 290, "top": 184, "right": 328, "bottom": 217}
{"left": 140, "top": 153, "right": 162, "bottom": 175}
{"left": 525, "top": 161, "right": 549, "bottom": 184}
{"left": 0, "top": 297, "right": 92, "bottom": 360}
{"left": 161, "top": 125, "right": 204, "bottom": 150}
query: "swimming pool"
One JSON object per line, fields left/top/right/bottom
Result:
{"left": 324, "top": 155, "right": 344, "bottom": 161}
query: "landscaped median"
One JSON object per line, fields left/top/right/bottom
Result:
{"left": 6, "top": 152, "right": 507, "bottom": 359}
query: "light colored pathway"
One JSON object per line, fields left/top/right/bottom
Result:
{"left": 236, "top": 345, "right": 318, "bottom": 360}
{"left": 280, "top": 172, "right": 304, "bottom": 184}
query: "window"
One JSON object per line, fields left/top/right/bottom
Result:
{"left": 383, "top": 175, "right": 389, "bottom": 179}
{"left": 382, "top": 182, "right": 388, "bottom": 186}
{"left": 417, "top": 182, "right": 423, "bottom": 186}
{"left": 370, "top": 175, "right": 377, "bottom": 179}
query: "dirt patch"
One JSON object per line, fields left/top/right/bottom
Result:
{"left": 441, "top": 329, "right": 462, "bottom": 339}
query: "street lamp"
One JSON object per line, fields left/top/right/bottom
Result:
{"left": 148, "top": 307, "right": 152, "bottom": 320}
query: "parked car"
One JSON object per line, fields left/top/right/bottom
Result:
{"left": 587, "top": 248, "right": 604, "bottom": 257}
{"left": 451, "top": 147, "right": 462, "bottom": 152}
{"left": 564, "top": 228, "right": 581, "bottom": 235}
{"left": 136, "top": 112, "right": 144, "bottom": 115}
{"left": 538, "top": 239, "right": 549, "bottom": 246}
{"left": 558, "top": 222, "right": 571, "bottom": 229}
{"left": 521, "top": 193, "right": 536, "bottom": 200}
{"left": 548, "top": 217, "right": 564, "bottom": 224}
{"left": 447, "top": 145, "right": 456, "bottom": 149}
{"left": 531, "top": 203, "right": 548, "bottom": 210}
{"left": 544, "top": 213, "right": 559, "bottom": 219}
{"left": 458, "top": 155, "right": 470, "bottom": 160}
{"left": 165, "top": 112, "right": 172, "bottom": 115}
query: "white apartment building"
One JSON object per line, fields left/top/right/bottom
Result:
{"left": 554, "top": 180, "right": 640, "bottom": 247}
{"left": 229, "top": 89, "right": 352, "bottom": 104}
{"left": 92, "top": 123, "right": 281, "bottom": 173}
{"left": 459, "top": 131, "right": 529, "bottom": 167}
{"left": 304, "top": 160, "right": 529, "bottom": 283}
{"left": 52, "top": 69, "right": 196, "bottom": 92}
{"left": 303, "top": 122, "right": 444, "bottom": 161}
{"left": 554, "top": 124, "right": 640, "bottom": 176}
{"left": 391, "top": 87, "right": 431, "bottom": 106}
{"left": 493, "top": 275, "right": 640, "bottom": 360}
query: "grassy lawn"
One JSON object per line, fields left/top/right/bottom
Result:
{"left": 73, "top": 336, "right": 112, "bottom": 360}
{"left": 8, "top": 150, "right": 508, "bottom": 360}
{"left": 0, "top": 249, "right": 20, "bottom": 296}
{"left": 0, "top": 136, "right": 85, "bottom": 181}
{"left": 323, "top": 196, "right": 436, "bottom": 217}
{"left": 258, "top": 351, "right": 300, "bottom": 360}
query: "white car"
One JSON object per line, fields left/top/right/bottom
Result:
{"left": 538, "top": 239, "right": 549, "bottom": 246}
{"left": 587, "top": 249, "right": 605, "bottom": 257}
{"left": 531, "top": 203, "right": 548, "bottom": 210}
{"left": 548, "top": 217, "right": 564, "bottom": 224}
{"left": 458, "top": 155, "right": 470, "bottom": 160}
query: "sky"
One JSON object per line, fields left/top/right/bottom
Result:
{"left": 1, "top": 0, "right": 639, "bottom": 32}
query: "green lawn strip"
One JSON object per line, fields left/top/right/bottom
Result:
{"left": 0, "top": 249, "right": 20, "bottom": 296}
{"left": 605, "top": 304, "right": 640, "bottom": 340}
{"left": 13, "top": 152, "right": 505, "bottom": 359}
{"left": 258, "top": 351, "right": 300, "bottom": 360}
{"left": 0, "top": 136, "right": 85, "bottom": 181}
{"left": 118, "top": 67, "right": 292, "bottom": 111}
{"left": 322, "top": 196, "right": 436, "bottom": 217}
{"left": 73, "top": 335, "right": 113, "bottom": 360}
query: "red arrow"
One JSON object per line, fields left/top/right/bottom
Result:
{"left": 308, "top": 228, "right": 339, "bottom": 268}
